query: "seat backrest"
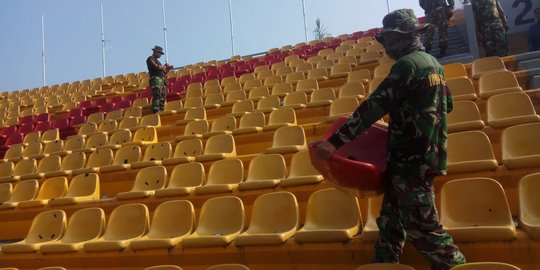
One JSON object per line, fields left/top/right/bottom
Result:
{"left": 247, "top": 192, "right": 298, "bottom": 233}
{"left": 329, "top": 97, "right": 359, "bottom": 116}
{"left": 4, "top": 145, "right": 24, "bottom": 161}
{"left": 61, "top": 151, "right": 86, "bottom": 171}
{"left": 132, "top": 127, "right": 157, "bottom": 144}
{"left": 272, "top": 126, "right": 306, "bottom": 149}
{"left": 87, "top": 112, "right": 105, "bottom": 123}
{"left": 288, "top": 150, "right": 322, "bottom": 178}
{"left": 78, "top": 122, "right": 98, "bottom": 137}
{"left": 373, "top": 63, "right": 393, "bottom": 78}
{"left": 501, "top": 122, "right": 540, "bottom": 160}
{"left": 60, "top": 207, "right": 104, "bottom": 244}
{"left": 487, "top": 92, "right": 537, "bottom": 121}
{"left": 203, "top": 134, "right": 236, "bottom": 156}
{"left": 303, "top": 188, "right": 360, "bottom": 230}
{"left": 297, "top": 79, "right": 319, "bottom": 92}
{"left": 449, "top": 262, "right": 520, "bottom": 270}
{"left": 248, "top": 86, "right": 269, "bottom": 100}
{"left": 256, "top": 95, "right": 280, "bottom": 111}
{"left": 64, "top": 135, "right": 85, "bottom": 151}
{"left": 108, "top": 129, "right": 132, "bottom": 146}
{"left": 103, "top": 203, "right": 149, "bottom": 241}
{"left": 207, "top": 159, "right": 243, "bottom": 185}
{"left": 310, "top": 88, "right": 336, "bottom": 102}
{"left": 479, "top": 70, "right": 520, "bottom": 93}
{"left": 105, "top": 110, "right": 123, "bottom": 121}
{"left": 283, "top": 92, "right": 307, "bottom": 107}
{"left": 24, "top": 210, "right": 66, "bottom": 244}
{"left": 447, "top": 131, "right": 496, "bottom": 163}
{"left": 131, "top": 166, "right": 167, "bottom": 192}
{"left": 195, "top": 196, "right": 245, "bottom": 236}
{"left": 118, "top": 117, "right": 139, "bottom": 130}
{"left": 41, "top": 129, "right": 59, "bottom": 143}
{"left": 85, "top": 133, "right": 108, "bottom": 149}
{"left": 211, "top": 116, "right": 237, "bottom": 133}
{"left": 472, "top": 56, "right": 506, "bottom": 79}
{"left": 206, "top": 264, "right": 250, "bottom": 270}
{"left": 339, "top": 82, "right": 365, "bottom": 98}
{"left": 13, "top": 158, "right": 37, "bottom": 177}
{"left": 168, "top": 162, "right": 205, "bottom": 188}
{"left": 184, "top": 107, "right": 206, "bottom": 121}
{"left": 7, "top": 179, "right": 39, "bottom": 203}
{"left": 65, "top": 173, "right": 100, "bottom": 198}
{"left": 204, "top": 94, "right": 224, "bottom": 106}
{"left": 23, "top": 131, "right": 41, "bottom": 145}
{"left": 448, "top": 101, "right": 482, "bottom": 125}
{"left": 247, "top": 154, "right": 287, "bottom": 181}
{"left": 172, "top": 139, "right": 203, "bottom": 158}
{"left": 183, "top": 120, "right": 209, "bottom": 136}
{"left": 183, "top": 97, "right": 204, "bottom": 108}
{"left": 0, "top": 183, "right": 12, "bottom": 203}
{"left": 37, "top": 155, "right": 62, "bottom": 174}
{"left": 123, "top": 107, "right": 142, "bottom": 119}
{"left": 43, "top": 140, "right": 64, "bottom": 155}
{"left": 519, "top": 172, "right": 540, "bottom": 228}
{"left": 143, "top": 142, "right": 172, "bottom": 162}
{"left": 440, "top": 178, "right": 513, "bottom": 227}
{"left": 271, "top": 83, "right": 293, "bottom": 96}
{"left": 268, "top": 108, "right": 297, "bottom": 126}
{"left": 443, "top": 63, "right": 468, "bottom": 79}
{"left": 147, "top": 200, "right": 195, "bottom": 238}
{"left": 144, "top": 265, "right": 183, "bottom": 270}
{"left": 163, "top": 100, "right": 183, "bottom": 111}
{"left": 98, "top": 119, "right": 118, "bottom": 134}
{"left": 0, "top": 162, "right": 14, "bottom": 178}
{"left": 231, "top": 100, "right": 254, "bottom": 114}
{"left": 113, "top": 145, "right": 142, "bottom": 165}
{"left": 238, "top": 112, "right": 265, "bottom": 129}
{"left": 34, "top": 176, "right": 68, "bottom": 201}
{"left": 368, "top": 76, "right": 385, "bottom": 93}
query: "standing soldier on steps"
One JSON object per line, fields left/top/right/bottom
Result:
{"left": 420, "top": 0, "right": 455, "bottom": 58}
{"left": 471, "top": 0, "right": 509, "bottom": 57}
{"left": 147, "top": 45, "right": 173, "bottom": 113}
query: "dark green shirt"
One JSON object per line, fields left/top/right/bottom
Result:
{"left": 328, "top": 51, "right": 453, "bottom": 178}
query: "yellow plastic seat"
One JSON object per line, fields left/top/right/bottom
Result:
{"left": 144, "top": 266, "right": 183, "bottom": 270}
{"left": 129, "top": 127, "right": 158, "bottom": 146}
{"left": 271, "top": 83, "right": 293, "bottom": 97}
{"left": 283, "top": 91, "right": 307, "bottom": 109}
{"left": 358, "top": 51, "right": 380, "bottom": 64}
{"left": 440, "top": 178, "right": 516, "bottom": 241}
{"left": 0, "top": 162, "right": 15, "bottom": 183}
{"left": 41, "top": 141, "right": 63, "bottom": 158}
{"left": 369, "top": 76, "right": 385, "bottom": 93}
{"left": 373, "top": 63, "right": 393, "bottom": 79}
{"left": 348, "top": 69, "right": 372, "bottom": 84}
{"left": 21, "top": 155, "right": 61, "bottom": 179}
{"left": 8, "top": 159, "right": 37, "bottom": 182}
{"left": 36, "top": 267, "right": 67, "bottom": 270}
{"left": 239, "top": 74, "right": 255, "bottom": 85}
{"left": 479, "top": 70, "right": 522, "bottom": 99}
{"left": 158, "top": 100, "right": 183, "bottom": 116}
{"left": 308, "top": 88, "right": 336, "bottom": 107}
{"left": 444, "top": 63, "right": 468, "bottom": 79}
{"left": 471, "top": 56, "right": 506, "bottom": 79}
{"left": 501, "top": 122, "right": 540, "bottom": 169}
{"left": 131, "top": 200, "right": 195, "bottom": 250}
{"left": 99, "top": 145, "right": 141, "bottom": 173}
{"left": 175, "top": 120, "right": 209, "bottom": 141}
{"left": 196, "top": 134, "right": 236, "bottom": 162}
{"left": 0, "top": 179, "right": 39, "bottom": 209}
{"left": 235, "top": 191, "right": 298, "bottom": 246}
{"left": 41, "top": 129, "right": 60, "bottom": 144}
{"left": 450, "top": 262, "right": 520, "bottom": 270}
{"left": 57, "top": 135, "right": 85, "bottom": 155}
{"left": 0, "top": 182, "right": 12, "bottom": 203}
{"left": 295, "top": 188, "right": 360, "bottom": 243}
{"left": 256, "top": 95, "right": 280, "bottom": 113}
{"left": 18, "top": 177, "right": 68, "bottom": 208}
{"left": 204, "top": 115, "right": 236, "bottom": 138}
{"left": 223, "top": 90, "right": 247, "bottom": 106}
{"left": 355, "top": 263, "right": 415, "bottom": 270}
{"left": 266, "top": 126, "right": 307, "bottom": 154}
{"left": 487, "top": 92, "right": 540, "bottom": 128}
{"left": 183, "top": 196, "right": 244, "bottom": 247}
{"left": 243, "top": 79, "right": 263, "bottom": 91}
{"left": 48, "top": 173, "right": 100, "bottom": 206}
{"left": 248, "top": 86, "right": 269, "bottom": 101}
{"left": 77, "top": 122, "right": 98, "bottom": 138}
{"left": 155, "top": 163, "right": 204, "bottom": 197}
{"left": 22, "top": 142, "right": 44, "bottom": 159}
{"left": 21, "top": 131, "right": 41, "bottom": 146}
{"left": 519, "top": 173, "right": 540, "bottom": 240}
{"left": 79, "top": 133, "right": 108, "bottom": 153}
{"left": 44, "top": 152, "right": 86, "bottom": 178}
{"left": 329, "top": 63, "right": 352, "bottom": 79}
{"left": 177, "top": 97, "right": 203, "bottom": 113}
{"left": 296, "top": 78, "right": 319, "bottom": 94}
{"left": 87, "top": 112, "right": 105, "bottom": 124}
{"left": 228, "top": 99, "right": 254, "bottom": 117}
{"left": 136, "top": 113, "right": 161, "bottom": 130}
{"left": 207, "top": 264, "right": 250, "bottom": 270}
{"left": 446, "top": 77, "right": 477, "bottom": 101}
{"left": 285, "top": 71, "right": 305, "bottom": 84}
{"left": 105, "top": 109, "right": 123, "bottom": 121}
{"left": 296, "top": 63, "right": 314, "bottom": 74}
{"left": 116, "top": 165, "right": 167, "bottom": 200}
{"left": 2, "top": 210, "right": 66, "bottom": 253}
{"left": 233, "top": 112, "right": 265, "bottom": 135}
{"left": 264, "top": 75, "right": 284, "bottom": 87}
{"left": 185, "top": 86, "right": 203, "bottom": 99}
{"left": 264, "top": 107, "right": 297, "bottom": 131}
{"left": 131, "top": 142, "right": 172, "bottom": 169}
{"left": 275, "top": 66, "right": 293, "bottom": 76}
{"left": 238, "top": 154, "right": 286, "bottom": 191}
{"left": 339, "top": 82, "right": 365, "bottom": 99}
{"left": 221, "top": 76, "right": 238, "bottom": 87}
{"left": 203, "top": 93, "right": 224, "bottom": 109}
{"left": 361, "top": 196, "right": 383, "bottom": 241}
{"left": 448, "top": 101, "right": 484, "bottom": 133}
{"left": 196, "top": 159, "right": 243, "bottom": 195}
{"left": 204, "top": 81, "right": 221, "bottom": 92}
{"left": 2, "top": 145, "right": 24, "bottom": 163}
{"left": 326, "top": 97, "right": 360, "bottom": 122}
{"left": 447, "top": 131, "right": 498, "bottom": 174}
{"left": 83, "top": 203, "right": 149, "bottom": 252}
{"left": 72, "top": 148, "right": 113, "bottom": 175}
{"left": 280, "top": 150, "right": 324, "bottom": 187}
{"left": 163, "top": 139, "right": 202, "bottom": 165}
{"left": 40, "top": 207, "right": 105, "bottom": 253}
{"left": 176, "top": 107, "right": 207, "bottom": 125}
{"left": 257, "top": 69, "right": 274, "bottom": 80}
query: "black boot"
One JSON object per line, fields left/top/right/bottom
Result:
{"left": 438, "top": 46, "right": 447, "bottom": 58}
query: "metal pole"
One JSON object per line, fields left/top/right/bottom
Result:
{"left": 161, "top": 0, "right": 169, "bottom": 63}
{"left": 100, "top": 2, "right": 106, "bottom": 77}
{"left": 301, "top": 0, "right": 308, "bottom": 43}
{"left": 386, "top": 0, "right": 391, "bottom": 13}
{"left": 227, "top": 0, "right": 236, "bottom": 56}
{"left": 41, "top": 14, "right": 46, "bottom": 86}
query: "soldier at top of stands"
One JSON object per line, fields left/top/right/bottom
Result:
{"left": 311, "top": 9, "right": 466, "bottom": 270}
{"left": 420, "top": 0, "right": 455, "bottom": 58}
{"left": 528, "top": 7, "right": 540, "bottom": 52}
{"left": 471, "top": 0, "right": 509, "bottom": 56}
{"left": 147, "top": 45, "right": 173, "bottom": 113}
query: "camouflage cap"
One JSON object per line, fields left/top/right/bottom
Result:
{"left": 379, "top": 9, "right": 429, "bottom": 34}
{"left": 152, "top": 45, "right": 165, "bottom": 55}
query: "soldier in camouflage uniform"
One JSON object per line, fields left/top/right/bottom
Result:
{"left": 311, "top": 9, "right": 466, "bottom": 270}
{"left": 471, "top": 0, "right": 509, "bottom": 56}
{"left": 420, "top": 0, "right": 455, "bottom": 58}
{"left": 147, "top": 45, "right": 173, "bottom": 113}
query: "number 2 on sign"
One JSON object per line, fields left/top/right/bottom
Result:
{"left": 513, "top": 0, "right": 535, "bottom": 26}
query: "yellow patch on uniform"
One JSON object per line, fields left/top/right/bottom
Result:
{"left": 428, "top": 74, "right": 444, "bottom": 87}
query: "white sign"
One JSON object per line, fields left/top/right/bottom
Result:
{"left": 501, "top": 0, "right": 538, "bottom": 33}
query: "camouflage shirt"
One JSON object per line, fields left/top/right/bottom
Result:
{"left": 419, "top": 0, "right": 455, "bottom": 11}
{"left": 327, "top": 51, "right": 453, "bottom": 178}
{"left": 471, "top": 0, "right": 504, "bottom": 27}
{"left": 147, "top": 56, "right": 166, "bottom": 78}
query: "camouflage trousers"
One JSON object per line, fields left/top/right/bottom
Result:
{"left": 150, "top": 76, "right": 167, "bottom": 113}
{"left": 424, "top": 8, "right": 449, "bottom": 51}
{"left": 374, "top": 174, "right": 466, "bottom": 270}
{"left": 480, "top": 23, "right": 508, "bottom": 57}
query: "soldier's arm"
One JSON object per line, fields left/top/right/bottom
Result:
{"left": 327, "top": 62, "right": 413, "bottom": 148}
{"left": 149, "top": 58, "right": 165, "bottom": 71}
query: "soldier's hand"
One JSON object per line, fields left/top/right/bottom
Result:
{"left": 310, "top": 140, "right": 336, "bottom": 161}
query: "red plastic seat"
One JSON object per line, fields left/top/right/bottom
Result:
{"left": 19, "top": 115, "right": 34, "bottom": 124}
{"left": 99, "top": 102, "right": 115, "bottom": 113}
{"left": 34, "top": 121, "right": 52, "bottom": 132}
{"left": 67, "top": 108, "right": 83, "bottom": 120}
{"left": 115, "top": 100, "right": 132, "bottom": 110}
{"left": 0, "top": 133, "right": 24, "bottom": 158}
{"left": 54, "top": 118, "right": 77, "bottom": 139}
{"left": 17, "top": 123, "right": 34, "bottom": 135}
{"left": 34, "top": 113, "right": 50, "bottom": 123}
